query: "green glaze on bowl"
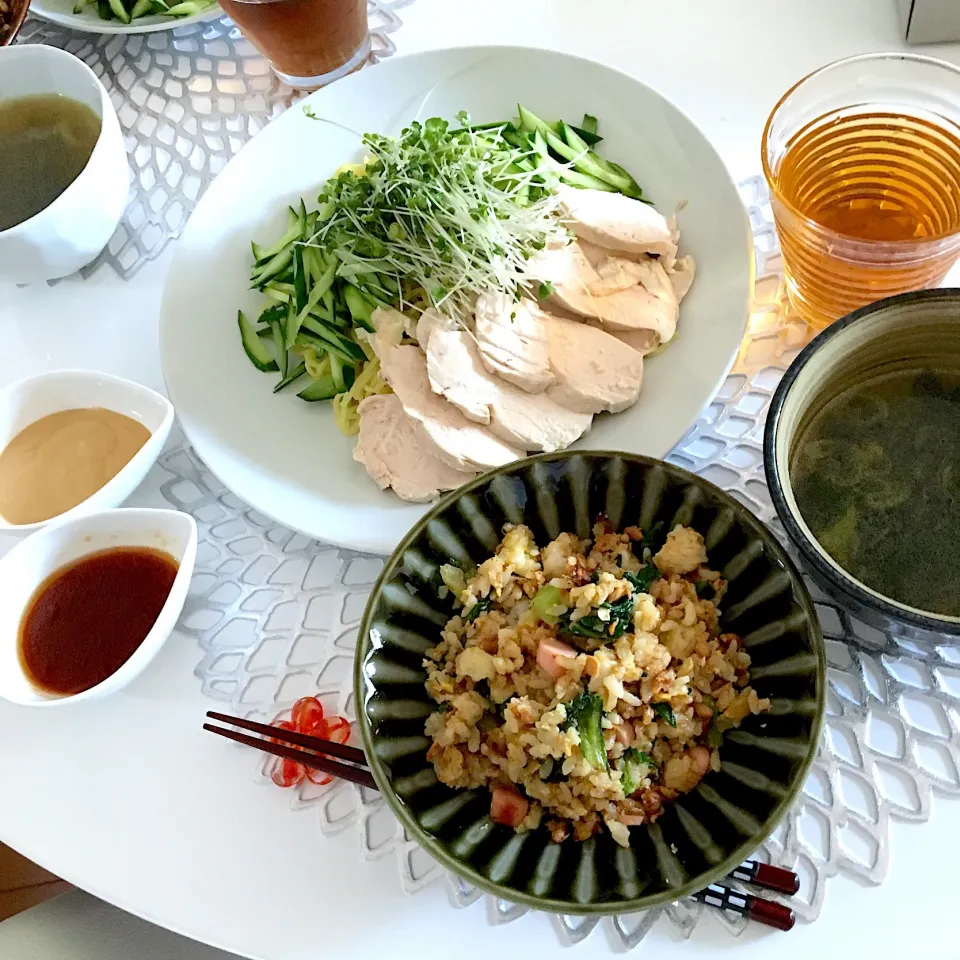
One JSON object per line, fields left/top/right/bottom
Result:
{"left": 354, "top": 452, "right": 825, "bottom": 914}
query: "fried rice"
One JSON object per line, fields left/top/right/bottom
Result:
{"left": 423, "top": 518, "right": 770, "bottom": 847}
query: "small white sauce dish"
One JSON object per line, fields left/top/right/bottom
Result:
{"left": 0, "top": 507, "right": 197, "bottom": 707}
{"left": 0, "top": 370, "right": 174, "bottom": 535}
{"left": 0, "top": 44, "right": 130, "bottom": 284}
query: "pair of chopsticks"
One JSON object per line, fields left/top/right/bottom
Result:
{"left": 691, "top": 870, "right": 796, "bottom": 931}
{"left": 205, "top": 711, "right": 798, "bottom": 930}
{"left": 204, "top": 710, "right": 377, "bottom": 789}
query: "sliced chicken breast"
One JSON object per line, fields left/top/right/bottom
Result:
{"left": 588, "top": 255, "right": 652, "bottom": 296}
{"left": 533, "top": 240, "right": 613, "bottom": 318}
{"left": 577, "top": 237, "right": 695, "bottom": 308}
{"left": 426, "top": 328, "right": 490, "bottom": 425}
{"left": 541, "top": 314, "right": 644, "bottom": 414}
{"left": 556, "top": 184, "right": 678, "bottom": 260}
{"left": 378, "top": 343, "right": 524, "bottom": 471}
{"left": 668, "top": 255, "right": 696, "bottom": 301}
{"left": 603, "top": 326, "right": 661, "bottom": 357}
{"left": 415, "top": 306, "right": 454, "bottom": 349}
{"left": 533, "top": 242, "right": 677, "bottom": 344}
{"left": 426, "top": 327, "right": 592, "bottom": 451}
{"left": 474, "top": 292, "right": 554, "bottom": 393}
{"left": 575, "top": 238, "right": 611, "bottom": 269}
{"left": 659, "top": 216, "right": 681, "bottom": 272}
{"left": 353, "top": 394, "right": 475, "bottom": 502}
{"left": 597, "top": 259, "right": 684, "bottom": 356}
{"left": 627, "top": 256, "right": 680, "bottom": 331}
{"left": 367, "top": 306, "right": 408, "bottom": 358}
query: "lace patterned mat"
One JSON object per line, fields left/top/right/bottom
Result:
{"left": 141, "top": 175, "right": 960, "bottom": 948}
{"left": 14, "top": 0, "right": 414, "bottom": 280}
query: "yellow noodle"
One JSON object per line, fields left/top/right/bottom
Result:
{"left": 301, "top": 348, "right": 331, "bottom": 380}
{"left": 333, "top": 356, "right": 391, "bottom": 436}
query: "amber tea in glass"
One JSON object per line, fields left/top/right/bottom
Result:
{"left": 763, "top": 54, "right": 960, "bottom": 328}
{"left": 221, "top": 0, "right": 369, "bottom": 90}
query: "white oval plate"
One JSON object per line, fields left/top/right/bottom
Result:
{"left": 160, "top": 45, "right": 753, "bottom": 554}
{"left": 28, "top": 0, "right": 220, "bottom": 34}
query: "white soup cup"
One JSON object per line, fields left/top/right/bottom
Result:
{"left": 0, "top": 44, "right": 129, "bottom": 283}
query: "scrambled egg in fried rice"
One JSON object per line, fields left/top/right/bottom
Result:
{"left": 424, "top": 519, "right": 770, "bottom": 847}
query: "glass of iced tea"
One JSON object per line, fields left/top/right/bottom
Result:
{"left": 763, "top": 53, "right": 960, "bottom": 328}
{"left": 222, "top": 0, "right": 369, "bottom": 89}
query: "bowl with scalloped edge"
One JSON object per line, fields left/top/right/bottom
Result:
{"left": 355, "top": 451, "right": 825, "bottom": 914}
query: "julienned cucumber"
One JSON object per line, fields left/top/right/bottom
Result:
{"left": 467, "top": 108, "right": 639, "bottom": 197}
{"left": 86, "top": 0, "right": 214, "bottom": 21}
{"left": 250, "top": 246, "right": 293, "bottom": 288}
{"left": 298, "top": 375, "right": 340, "bottom": 401}
{"left": 298, "top": 316, "right": 365, "bottom": 362}
{"left": 452, "top": 116, "right": 603, "bottom": 147}
{"left": 238, "top": 311, "right": 277, "bottom": 372}
{"left": 343, "top": 285, "right": 374, "bottom": 330}
{"left": 558, "top": 121, "right": 636, "bottom": 194}
{"left": 528, "top": 129, "right": 616, "bottom": 194}
{"left": 241, "top": 199, "right": 371, "bottom": 400}
{"left": 516, "top": 104, "right": 645, "bottom": 200}
{"left": 252, "top": 209, "right": 300, "bottom": 264}
{"left": 273, "top": 361, "right": 307, "bottom": 394}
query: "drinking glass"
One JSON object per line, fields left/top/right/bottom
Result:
{"left": 762, "top": 53, "right": 960, "bottom": 328}
{"left": 221, "top": 0, "right": 370, "bottom": 90}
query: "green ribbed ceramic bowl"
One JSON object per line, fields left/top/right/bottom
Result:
{"left": 355, "top": 452, "right": 825, "bottom": 914}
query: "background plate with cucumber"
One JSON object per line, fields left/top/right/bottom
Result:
{"left": 28, "top": 0, "right": 219, "bottom": 33}
{"left": 160, "top": 46, "right": 753, "bottom": 553}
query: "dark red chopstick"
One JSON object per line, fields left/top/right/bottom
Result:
{"left": 203, "top": 713, "right": 377, "bottom": 790}
{"left": 730, "top": 859, "right": 800, "bottom": 895}
{"left": 205, "top": 711, "right": 367, "bottom": 766}
{"left": 692, "top": 882, "right": 795, "bottom": 931}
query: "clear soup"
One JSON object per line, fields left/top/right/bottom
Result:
{"left": 790, "top": 365, "right": 960, "bottom": 618}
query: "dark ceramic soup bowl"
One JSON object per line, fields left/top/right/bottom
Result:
{"left": 355, "top": 451, "right": 824, "bottom": 914}
{"left": 765, "top": 289, "right": 960, "bottom": 643}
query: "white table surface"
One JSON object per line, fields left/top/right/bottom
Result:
{"left": 2, "top": 1, "right": 959, "bottom": 956}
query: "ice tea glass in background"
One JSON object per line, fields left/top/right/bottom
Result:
{"left": 221, "top": 0, "right": 369, "bottom": 89}
{"left": 762, "top": 53, "right": 960, "bottom": 328}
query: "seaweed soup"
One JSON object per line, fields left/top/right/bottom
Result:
{"left": 790, "top": 365, "right": 960, "bottom": 618}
